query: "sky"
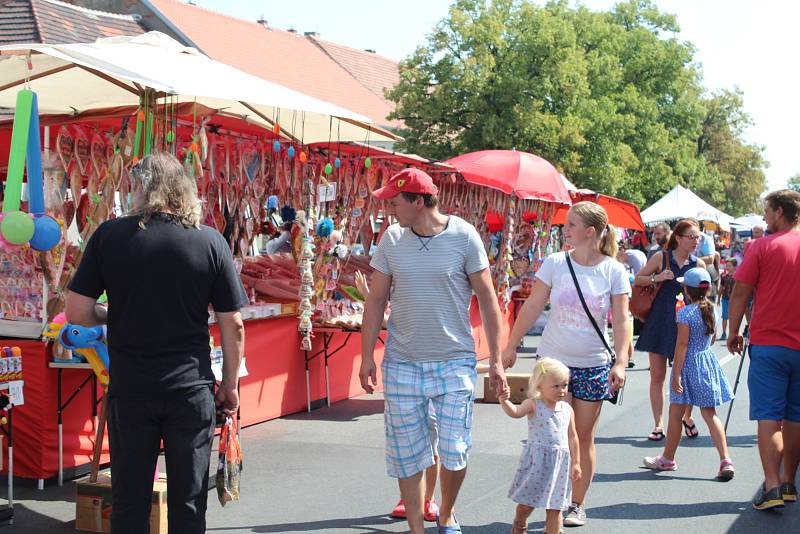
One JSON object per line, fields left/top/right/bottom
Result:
{"left": 190, "top": 0, "right": 798, "bottom": 192}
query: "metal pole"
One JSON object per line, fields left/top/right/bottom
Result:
{"left": 724, "top": 341, "right": 748, "bottom": 433}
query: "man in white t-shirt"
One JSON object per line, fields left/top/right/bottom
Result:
{"left": 360, "top": 168, "right": 506, "bottom": 534}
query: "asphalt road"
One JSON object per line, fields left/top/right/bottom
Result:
{"left": 5, "top": 335, "right": 799, "bottom": 533}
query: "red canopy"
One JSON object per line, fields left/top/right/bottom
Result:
{"left": 444, "top": 150, "right": 571, "bottom": 204}
{"left": 552, "top": 189, "right": 645, "bottom": 231}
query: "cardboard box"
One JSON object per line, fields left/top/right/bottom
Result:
{"left": 75, "top": 473, "right": 168, "bottom": 533}
{"left": 483, "top": 373, "right": 530, "bottom": 404}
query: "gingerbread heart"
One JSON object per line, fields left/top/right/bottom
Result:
{"left": 56, "top": 125, "right": 74, "bottom": 172}
{"left": 73, "top": 128, "right": 91, "bottom": 176}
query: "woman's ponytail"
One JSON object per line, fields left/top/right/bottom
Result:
{"left": 599, "top": 224, "right": 618, "bottom": 258}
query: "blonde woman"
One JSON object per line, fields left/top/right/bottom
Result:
{"left": 501, "top": 201, "right": 631, "bottom": 528}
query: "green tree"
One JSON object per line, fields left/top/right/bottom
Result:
{"left": 387, "top": 0, "right": 767, "bottom": 212}
{"left": 696, "top": 89, "right": 767, "bottom": 215}
{"left": 789, "top": 173, "right": 800, "bottom": 192}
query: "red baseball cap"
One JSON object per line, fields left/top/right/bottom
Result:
{"left": 372, "top": 168, "right": 439, "bottom": 200}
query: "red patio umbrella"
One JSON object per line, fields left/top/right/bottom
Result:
{"left": 552, "top": 189, "right": 645, "bottom": 231}
{"left": 444, "top": 150, "right": 571, "bottom": 204}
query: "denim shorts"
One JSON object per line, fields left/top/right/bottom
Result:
{"left": 748, "top": 345, "right": 800, "bottom": 422}
{"left": 381, "top": 357, "right": 476, "bottom": 478}
{"left": 721, "top": 298, "right": 729, "bottom": 321}
{"left": 568, "top": 364, "right": 612, "bottom": 402}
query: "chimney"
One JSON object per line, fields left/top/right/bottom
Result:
{"left": 257, "top": 16, "right": 268, "bottom": 29}
{"left": 304, "top": 31, "right": 320, "bottom": 37}
{"left": 365, "top": 49, "right": 376, "bottom": 54}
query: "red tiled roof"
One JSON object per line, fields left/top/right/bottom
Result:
{"left": 309, "top": 37, "right": 400, "bottom": 102}
{"left": 0, "top": 0, "right": 143, "bottom": 46}
{"left": 0, "top": 1, "right": 39, "bottom": 45}
{"left": 32, "top": 0, "right": 143, "bottom": 44}
{"left": 146, "top": 0, "right": 400, "bottom": 129}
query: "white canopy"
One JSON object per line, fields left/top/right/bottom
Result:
{"left": 730, "top": 214, "right": 766, "bottom": 229}
{"left": 0, "top": 32, "right": 397, "bottom": 143}
{"left": 641, "top": 184, "right": 733, "bottom": 227}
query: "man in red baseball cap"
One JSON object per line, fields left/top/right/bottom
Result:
{"left": 361, "top": 167, "right": 507, "bottom": 534}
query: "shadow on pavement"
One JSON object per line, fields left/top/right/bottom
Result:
{"left": 206, "top": 513, "right": 399, "bottom": 532}
{"left": 593, "top": 469, "right": 721, "bottom": 483}
{"left": 585, "top": 500, "right": 746, "bottom": 520}
{"left": 284, "top": 398, "right": 385, "bottom": 422}
{"left": 594, "top": 434, "right": 757, "bottom": 449}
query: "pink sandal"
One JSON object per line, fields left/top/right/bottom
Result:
{"left": 718, "top": 459, "right": 735, "bottom": 480}
{"left": 643, "top": 454, "right": 677, "bottom": 471}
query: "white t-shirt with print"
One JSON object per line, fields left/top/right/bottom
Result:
{"left": 535, "top": 251, "right": 631, "bottom": 368}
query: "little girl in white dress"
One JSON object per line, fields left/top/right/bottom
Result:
{"left": 500, "top": 357, "right": 581, "bottom": 534}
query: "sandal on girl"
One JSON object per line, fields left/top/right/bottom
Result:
{"left": 717, "top": 459, "right": 735, "bottom": 480}
{"left": 682, "top": 420, "right": 700, "bottom": 438}
{"left": 643, "top": 454, "right": 678, "bottom": 471}
{"left": 510, "top": 519, "right": 528, "bottom": 534}
{"left": 648, "top": 428, "right": 665, "bottom": 441}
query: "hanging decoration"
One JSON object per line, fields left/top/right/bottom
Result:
{"left": 1, "top": 89, "right": 61, "bottom": 250}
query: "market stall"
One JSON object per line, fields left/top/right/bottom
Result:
{"left": 0, "top": 34, "right": 566, "bottom": 484}
{"left": 0, "top": 33, "right": 403, "bottom": 481}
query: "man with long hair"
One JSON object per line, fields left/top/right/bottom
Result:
{"left": 66, "top": 152, "right": 247, "bottom": 533}
{"left": 728, "top": 189, "right": 800, "bottom": 510}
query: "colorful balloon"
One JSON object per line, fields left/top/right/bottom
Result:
{"left": 29, "top": 214, "right": 61, "bottom": 251}
{"left": 3, "top": 90, "right": 33, "bottom": 214}
{"left": 364, "top": 157, "right": 372, "bottom": 169}
{"left": 334, "top": 158, "right": 341, "bottom": 169}
{"left": 0, "top": 211, "right": 34, "bottom": 245}
{"left": 324, "top": 163, "right": 333, "bottom": 175}
{"left": 287, "top": 146, "right": 296, "bottom": 158}
{"left": 272, "top": 140, "right": 281, "bottom": 152}
{"left": 26, "top": 92, "right": 45, "bottom": 215}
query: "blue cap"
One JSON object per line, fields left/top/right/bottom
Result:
{"left": 677, "top": 267, "right": 711, "bottom": 288}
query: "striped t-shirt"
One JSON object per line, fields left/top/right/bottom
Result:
{"left": 370, "top": 216, "right": 489, "bottom": 362}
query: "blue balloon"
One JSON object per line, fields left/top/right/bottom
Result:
{"left": 272, "top": 140, "right": 281, "bottom": 152}
{"left": 334, "top": 157, "right": 341, "bottom": 168}
{"left": 287, "top": 146, "right": 296, "bottom": 158}
{"left": 29, "top": 215, "right": 61, "bottom": 251}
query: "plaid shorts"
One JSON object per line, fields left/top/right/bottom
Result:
{"left": 381, "top": 357, "right": 476, "bottom": 479}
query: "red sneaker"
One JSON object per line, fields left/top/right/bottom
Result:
{"left": 424, "top": 499, "right": 440, "bottom": 522}
{"left": 390, "top": 500, "right": 406, "bottom": 519}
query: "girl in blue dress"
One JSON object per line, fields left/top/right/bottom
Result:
{"left": 635, "top": 219, "right": 705, "bottom": 441}
{"left": 642, "top": 267, "right": 735, "bottom": 480}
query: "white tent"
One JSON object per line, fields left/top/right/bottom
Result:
{"left": 641, "top": 184, "right": 733, "bottom": 228}
{"left": 0, "top": 32, "right": 397, "bottom": 143}
{"left": 730, "top": 214, "right": 766, "bottom": 230}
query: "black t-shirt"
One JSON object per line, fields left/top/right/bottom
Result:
{"left": 68, "top": 214, "right": 248, "bottom": 399}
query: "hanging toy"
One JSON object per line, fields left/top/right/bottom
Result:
{"left": 324, "top": 163, "right": 333, "bottom": 175}
{"left": 1, "top": 89, "right": 61, "bottom": 250}
{"left": 299, "top": 151, "right": 308, "bottom": 163}
{"left": 272, "top": 140, "right": 281, "bottom": 153}
{"left": 364, "top": 157, "right": 372, "bottom": 169}
{"left": 288, "top": 146, "right": 296, "bottom": 159}
{"left": 315, "top": 217, "right": 334, "bottom": 238}
{"left": 334, "top": 157, "right": 341, "bottom": 169}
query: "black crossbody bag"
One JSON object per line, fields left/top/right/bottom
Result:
{"left": 565, "top": 254, "right": 623, "bottom": 405}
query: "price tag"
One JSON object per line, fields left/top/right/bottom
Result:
{"left": 317, "top": 182, "right": 337, "bottom": 203}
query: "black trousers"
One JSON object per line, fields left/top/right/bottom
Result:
{"left": 108, "top": 386, "right": 215, "bottom": 534}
